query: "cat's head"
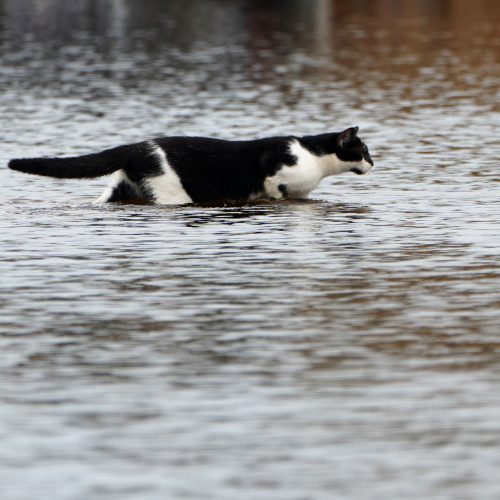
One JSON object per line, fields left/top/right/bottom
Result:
{"left": 336, "top": 127, "right": 374, "bottom": 175}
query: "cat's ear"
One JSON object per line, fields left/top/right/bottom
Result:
{"left": 337, "top": 127, "right": 359, "bottom": 147}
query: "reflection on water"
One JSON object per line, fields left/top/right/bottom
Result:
{"left": 1, "top": 1, "right": 500, "bottom": 499}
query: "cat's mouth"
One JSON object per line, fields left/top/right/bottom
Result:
{"left": 351, "top": 167, "right": 364, "bottom": 175}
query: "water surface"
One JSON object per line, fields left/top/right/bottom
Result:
{"left": 1, "top": 1, "right": 500, "bottom": 498}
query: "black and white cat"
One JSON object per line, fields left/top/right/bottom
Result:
{"left": 8, "top": 127, "right": 373, "bottom": 205}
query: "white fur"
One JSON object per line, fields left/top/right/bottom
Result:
{"left": 264, "top": 140, "right": 371, "bottom": 200}
{"left": 145, "top": 142, "right": 193, "bottom": 205}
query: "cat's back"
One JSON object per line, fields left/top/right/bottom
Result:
{"left": 154, "top": 135, "right": 293, "bottom": 160}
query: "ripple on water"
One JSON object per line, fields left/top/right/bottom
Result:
{"left": 1, "top": 0, "right": 500, "bottom": 499}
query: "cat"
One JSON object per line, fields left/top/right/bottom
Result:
{"left": 8, "top": 127, "right": 374, "bottom": 205}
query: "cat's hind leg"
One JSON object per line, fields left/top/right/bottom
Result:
{"left": 144, "top": 144, "right": 193, "bottom": 205}
{"left": 93, "top": 170, "right": 146, "bottom": 204}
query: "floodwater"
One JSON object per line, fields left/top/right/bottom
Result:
{"left": 1, "top": 0, "right": 499, "bottom": 498}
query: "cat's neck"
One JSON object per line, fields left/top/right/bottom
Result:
{"left": 290, "top": 138, "right": 350, "bottom": 178}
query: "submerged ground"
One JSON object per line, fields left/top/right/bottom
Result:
{"left": 1, "top": 1, "right": 499, "bottom": 498}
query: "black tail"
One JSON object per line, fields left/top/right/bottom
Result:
{"left": 8, "top": 145, "right": 129, "bottom": 179}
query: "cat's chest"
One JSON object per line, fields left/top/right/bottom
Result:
{"left": 265, "top": 160, "right": 323, "bottom": 199}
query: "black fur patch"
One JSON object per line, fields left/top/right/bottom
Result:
{"left": 153, "top": 136, "right": 297, "bottom": 203}
{"left": 107, "top": 181, "right": 148, "bottom": 203}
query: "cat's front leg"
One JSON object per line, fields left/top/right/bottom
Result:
{"left": 263, "top": 176, "right": 286, "bottom": 200}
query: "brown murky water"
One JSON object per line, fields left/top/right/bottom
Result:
{"left": 1, "top": 1, "right": 499, "bottom": 498}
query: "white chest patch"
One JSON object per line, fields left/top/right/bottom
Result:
{"left": 145, "top": 143, "right": 193, "bottom": 205}
{"left": 264, "top": 140, "right": 341, "bottom": 199}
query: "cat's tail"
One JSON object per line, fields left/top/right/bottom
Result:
{"left": 8, "top": 145, "right": 130, "bottom": 179}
